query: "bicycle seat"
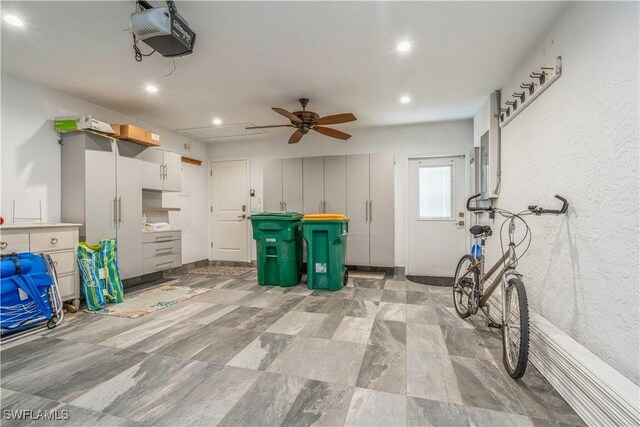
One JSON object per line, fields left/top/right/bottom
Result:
{"left": 470, "top": 225, "right": 492, "bottom": 237}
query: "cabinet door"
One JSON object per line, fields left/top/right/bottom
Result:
{"left": 282, "top": 158, "right": 303, "bottom": 213}
{"left": 324, "top": 156, "right": 347, "bottom": 214}
{"left": 303, "top": 157, "right": 325, "bottom": 214}
{"left": 263, "top": 159, "right": 283, "bottom": 212}
{"left": 369, "top": 153, "right": 395, "bottom": 267}
{"left": 116, "top": 141, "right": 143, "bottom": 279}
{"left": 346, "top": 154, "right": 370, "bottom": 266}
{"left": 142, "top": 148, "right": 164, "bottom": 191}
{"left": 163, "top": 151, "right": 182, "bottom": 192}
{"left": 84, "top": 136, "right": 117, "bottom": 243}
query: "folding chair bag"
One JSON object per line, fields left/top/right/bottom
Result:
{"left": 77, "top": 242, "right": 107, "bottom": 311}
{"left": 99, "top": 238, "right": 124, "bottom": 303}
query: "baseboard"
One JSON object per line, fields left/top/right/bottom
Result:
{"left": 485, "top": 293, "right": 640, "bottom": 426}
{"left": 163, "top": 258, "right": 209, "bottom": 276}
{"left": 210, "top": 260, "right": 256, "bottom": 268}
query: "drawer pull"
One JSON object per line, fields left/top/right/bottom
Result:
{"left": 51, "top": 237, "right": 59, "bottom": 245}
{"left": 156, "top": 261, "right": 174, "bottom": 267}
{"left": 0, "top": 241, "right": 7, "bottom": 250}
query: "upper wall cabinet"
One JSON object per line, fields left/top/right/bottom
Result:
{"left": 263, "top": 158, "right": 303, "bottom": 212}
{"left": 142, "top": 148, "right": 182, "bottom": 192}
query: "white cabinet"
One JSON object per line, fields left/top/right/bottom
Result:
{"left": 303, "top": 157, "right": 325, "bottom": 213}
{"left": 142, "top": 148, "right": 182, "bottom": 192}
{"left": 345, "top": 153, "right": 395, "bottom": 267}
{"left": 142, "top": 230, "right": 182, "bottom": 274}
{"left": 61, "top": 132, "right": 144, "bottom": 280}
{"left": 0, "top": 224, "right": 81, "bottom": 305}
{"left": 263, "top": 158, "right": 303, "bottom": 212}
{"left": 324, "top": 156, "right": 347, "bottom": 214}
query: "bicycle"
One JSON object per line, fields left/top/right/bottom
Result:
{"left": 452, "top": 193, "right": 569, "bottom": 379}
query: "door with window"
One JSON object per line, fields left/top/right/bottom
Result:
{"left": 407, "top": 156, "right": 466, "bottom": 276}
{"left": 211, "top": 160, "right": 249, "bottom": 262}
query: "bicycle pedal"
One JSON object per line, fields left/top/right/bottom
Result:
{"left": 483, "top": 304, "right": 502, "bottom": 329}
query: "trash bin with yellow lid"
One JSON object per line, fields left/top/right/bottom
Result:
{"left": 250, "top": 212, "right": 303, "bottom": 287}
{"left": 302, "top": 214, "right": 349, "bottom": 291}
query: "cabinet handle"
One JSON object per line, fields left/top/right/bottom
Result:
{"left": 118, "top": 197, "right": 122, "bottom": 224}
{"left": 365, "top": 200, "right": 368, "bottom": 223}
{"left": 0, "top": 241, "right": 7, "bottom": 250}
{"left": 113, "top": 198, "right": 118, "bottom": 225}
{"left": 156, "top": 261, "right": 174, "bottom": 267}
{"left": 50, "top": 237, "right": 59, "bottom": 245}
{"left": 163, "top": 164, "right": 168, "bottom": 179}
{"left": 283, "top": 201, "right": 287, "bottom": 211}
{"left": 160, "top": 164, "right": 163, "bottom": 179}
{"left": 369, "top": 200, "right": 373, "bottom": 222}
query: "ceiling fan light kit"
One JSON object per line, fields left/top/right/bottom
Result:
{"left": 247, "top": 98, "right": 357, "bottom": 144}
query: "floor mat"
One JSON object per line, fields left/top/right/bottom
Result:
{"left": 348, "top": 271, "right": 385, "bottom": 280}
{"left": 406, "top": 275, "right": 453, "bottom": 287}
{"left": 86, "top": 283, "right": 210, "bottom": 318}
{"left": 188, "top": 265, "right": 255, "bottom": 276}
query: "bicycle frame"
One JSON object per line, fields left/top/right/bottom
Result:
{"left": 476, "top": 239, "right": 517, "bottom": 307}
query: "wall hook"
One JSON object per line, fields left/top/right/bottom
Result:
{"left": 520, "top": 82, "right": 536, "bottom": 95}
{"left": 505, "top": 100, "right": 518, "bottom": 110}
{"left": 512, "top": 92, "right": 525, "bottom": 103}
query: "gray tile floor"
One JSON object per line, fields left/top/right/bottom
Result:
{"left": 0, "top": 272, "right": 585, "bottom": 427}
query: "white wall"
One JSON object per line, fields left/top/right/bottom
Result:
{"left": 475, "top": 2, "right": 639, "bottom": 384}
{"left": 210, "top": 120, "right": 474, "bottom": 265}
{"left": 0, "top": 72, "right": 210, "bottom": 264}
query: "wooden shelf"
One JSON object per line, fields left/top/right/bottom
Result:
{"left": 181, "top": 156, "right": 202, "bottom": 166}
{"left": 143, "top": 207, "right": 181, "bottom": 212}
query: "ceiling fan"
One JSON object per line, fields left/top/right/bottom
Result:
{"left": 246, "top": 98, "right": 357, "bottom": 144}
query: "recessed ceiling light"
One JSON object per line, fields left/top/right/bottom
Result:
{"left": 397, "top": 41, "right": 411, "bottom": 53}
{"left": 145, "top": 84, "right": 158, "bottom": 93}
{"left": 3, "top": 15, "right": 24, "bottom": 27}
{"left": 212, "top": 118, "right": 222, "bottom": 125}
{"left": 400, "top": 95, "right": 411, "bottom": 104}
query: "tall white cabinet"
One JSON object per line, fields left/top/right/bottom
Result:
{"left": 263, "top": 158, "right": 303, "bottom": 212}
{"left": 345, "top": 153, "right": 395, "bottom": 267}
{"left": 61, "top": 132, "right": 145, "bottom": 279}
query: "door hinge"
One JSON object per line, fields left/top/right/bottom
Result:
{"left": 210, "top": 170, "right": 212, "bottom": 176}
{"left": 210, "top": 242, "right": 213, "bottom": 248}
{"left": 210, "top": 206, "right": 213, "bottom": 213}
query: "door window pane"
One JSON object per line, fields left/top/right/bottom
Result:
{"left": 419, "top": 165, "right": 452, "bottom": 219}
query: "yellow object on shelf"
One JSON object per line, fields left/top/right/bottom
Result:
{"left": 303, "top": 214, "right": 348, "bottom": 221}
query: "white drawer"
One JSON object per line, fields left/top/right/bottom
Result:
{"left": 49, "top": 251, "right": 75, "bottom": 276}
{"left": 143, "top": 253, "right": 181, "bottom": 275}
{"left": 57, "top": 274, "right": 77, "bottom": 301}
{"left": 0, "top": 233, "right": 30, "bottom": 255}
{"left": 143, "top": 240, "right": 182, "bottom": 259}
{"left": 30, "top": 230, "right": 76, "bottom": 252}
{"left": 142, "top": 231, "right": 181, "bottom": 244}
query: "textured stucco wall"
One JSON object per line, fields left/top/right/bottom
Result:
{"left": 483, "top": 2, "right": 639, "bottom": 384}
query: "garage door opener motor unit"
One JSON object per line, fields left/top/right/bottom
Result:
{"left": 130, "top": 1, "right": 196, "bottom": 57}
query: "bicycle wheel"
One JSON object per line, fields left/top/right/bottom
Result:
{"left": 502, "top": 277, "right": 529, "bottom": 379}
{"left": 453, "top": 255, "right": 478, "bottom": 319}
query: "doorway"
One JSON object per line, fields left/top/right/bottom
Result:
{"left": 407, "top": 156, "right": 467, "bottom": 277}
{"left": 211, "top": 160, "right": 249, "bottom": 262}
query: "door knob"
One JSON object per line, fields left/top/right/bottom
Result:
{"left": 238, "top": 214, "right": 247, "bottom": 220}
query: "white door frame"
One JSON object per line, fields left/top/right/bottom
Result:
{"left": 403, "top": 152, "right": 470, "bottom": 276}
{"left": 209, "top": 156, "right": 252, "bottom": 262}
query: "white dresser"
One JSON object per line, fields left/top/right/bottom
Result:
{"left": 0, "top": 223, "right": 81, "bottom": 306}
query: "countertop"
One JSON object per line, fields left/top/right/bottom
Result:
{"left": 1, "top": 222, "right": 82, "bottom": 230}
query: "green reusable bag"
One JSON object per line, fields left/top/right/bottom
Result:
{"left": 98, "top": 239, "right": 124, "bottom": 304}
{"left": 77, "top": 242, "right": 107, "bottom": 311}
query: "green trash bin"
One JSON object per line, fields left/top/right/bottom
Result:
{"left": 250, "top": 212, "right": 303, "bottom": 287}
{"left": 302, "top": 214, "right": 349, "bottom": 292}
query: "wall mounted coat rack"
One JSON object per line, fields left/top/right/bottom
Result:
{"left": 496, "top": 56, "right": 562, "bottom": 127}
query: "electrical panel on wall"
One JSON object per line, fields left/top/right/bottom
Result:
{"left": 481, "top": 91, "right": 500, "bottom": 199}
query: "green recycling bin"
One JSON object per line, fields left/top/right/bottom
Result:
{"left": 250, "top": 212, "right": 303, "bottom": 287}
{"left": 302, "top": 214, "right": 349, "bottom": 292}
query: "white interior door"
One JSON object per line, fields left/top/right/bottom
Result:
{"left": 407, "top": 156, "right": 466, "bottom": 277}
{"left": 211, "top": 160, "right": 249, "bottom": 262}
{"left": 346, "top": 154, "right": 370, "bottom": 266}
{"left": 303, "top": 157, "right": 325, "bottom": 213}
{"left": 116, "top": 141, "right": 143, "bottom": 279}
{"left": 282, "top": 158, "right": 303, "bottom": 213}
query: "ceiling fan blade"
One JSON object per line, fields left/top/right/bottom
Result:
{"left": 312, "top": 126, "right": 351, "bottom": 140}
{"left": 245, "top": 124, "right": 293, "bottom": 129}
{"left": 288, "top": 130, "right": 304, "bottom": 144}
{"left": 273, "top": 107, "right": 302, "bottom": 123}
{"left": 315, "top": 113, "right": 357, "bottom": 126}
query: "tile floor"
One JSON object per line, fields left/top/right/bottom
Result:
{"left": 0, "top": 272, "right": 585, "bottom": 427}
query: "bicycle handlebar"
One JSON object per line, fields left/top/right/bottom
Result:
{"left": 528, "top": 195, "right": 569, "bottom": 215}
{"left": 466, "top": 193, "right": 569, "bottom": 215}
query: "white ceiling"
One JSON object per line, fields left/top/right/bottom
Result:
{"left": 1, "top": 1, "right": 567, "bottom": 141}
